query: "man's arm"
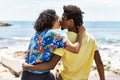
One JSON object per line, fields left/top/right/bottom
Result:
{"left": 23, "top": 54, "right": 61, "bottom": 71}
{"left": 65, "top": 26, "right": 85, "bottom": 53}
{"left": 94, "top": 50, "right": 105, "bottom": 80}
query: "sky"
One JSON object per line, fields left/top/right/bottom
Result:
{"left": 0, "top": 0, "right": 120, "bottom": 21}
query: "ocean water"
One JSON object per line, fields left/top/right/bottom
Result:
{"left": 0, "top": 21, "right": 120, "bottom": 69}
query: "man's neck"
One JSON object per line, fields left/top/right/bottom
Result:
{"left": 68, "top": 26, "right": 77, "bottom": 33}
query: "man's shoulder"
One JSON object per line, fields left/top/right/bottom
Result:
{"left": 86, "top": 32, "right": 95, "bottom": 39}
{"left": 67, "top": 31, "right": 77, "bottom": 43}
{"left": 85, "top": 32, "right": 96, "bottom": 43}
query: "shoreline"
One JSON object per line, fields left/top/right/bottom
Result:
{"left": 0, "top": 62, "right": 120, "bottom": 78}
{"left": 0, "top": 43, "right": 120, "bottom": 78}
{"left": 0, "top": 54, "right": 120, "bottom": 78}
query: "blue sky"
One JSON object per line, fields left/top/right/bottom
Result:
{"left": 0, "top": 0, "right": 120, "bottom": 21}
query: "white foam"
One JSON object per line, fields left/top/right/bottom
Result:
{"left": 98, "top": 44, "right": 120, "bottom": 70}
{"left": 11, "top": 37, "right": 30, "bottom": 41}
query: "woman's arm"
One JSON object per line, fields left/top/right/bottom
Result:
{"left": 65, "top": 26, "right": 85, "bottom": 53}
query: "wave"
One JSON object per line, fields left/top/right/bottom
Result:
{"left": 97, "top": 38, "right": 120, "bottom": 44}
{"left": 0, "top": 37, "right": 30, "bottom": 41}
{"left": 11, "top": 37, "right": 30, "bottom": 41}
{"left": 1, "top": 36, "right": 120, "bottom": 44}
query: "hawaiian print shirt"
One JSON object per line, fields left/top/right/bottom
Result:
{"left": 26, "top": 29, "right": 67, "bottom": 74}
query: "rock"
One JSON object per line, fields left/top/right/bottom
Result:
{"left": 0, "top": 22, "right": 12, "bottom": 26}
{"left": 0, "top": 64, "right": 15, "bottom": 78}
{"left": 14, "top": 51, "right": 26, "bottom": 59}
{"left": 110, "top": 69, "right": 120, "bottom": 75}
{"left": 0, "top": 47, "right": 8, "bottom": 49}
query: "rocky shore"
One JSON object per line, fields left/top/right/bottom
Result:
{"left": 0, "top": 64, "right": 15, "bottom": 78}
{"left": 0, "top": 56, "right": 15, "bottom": 78}
{"left": 0, "top": 51, "right": 120, "bottom": 78}
{"left": 0, "top": 22, "right": 11, "bottom": 26}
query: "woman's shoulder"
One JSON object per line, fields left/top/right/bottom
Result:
{"left": 47, "top": 29, "right": 63, "bottom": 35}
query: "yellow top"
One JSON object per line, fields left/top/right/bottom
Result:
{"left": 54, "top": 31, "right": 98, "bottom": 80}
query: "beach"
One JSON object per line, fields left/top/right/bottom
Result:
{"left": 0, "top": 55, "right": 120, "bottom": 79}
{"left": 0, "top": 43, "right": 120, "bottom": 79}
{"left": 0, "top": 44, "right": 120, "bottom": 79}
{"left": 0, "top": 21, "right": 120, "bottom": 79}
{"left": 0, "top": 63, "right": 15, "bottom": 78}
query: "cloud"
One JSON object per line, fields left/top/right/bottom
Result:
{"left": 0, "top": 0, "right": 120, "bottom": 21}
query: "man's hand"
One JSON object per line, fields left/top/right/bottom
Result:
{"left": 22, "top": 62, "right": 33, "bottom": 71}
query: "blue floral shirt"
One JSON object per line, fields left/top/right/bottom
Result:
{"left": 26, "top": 29, "right": 67, "bottom": 74}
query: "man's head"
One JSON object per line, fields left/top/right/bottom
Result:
{"left": 61, "top": 5, "right": 84, "bottom": 31}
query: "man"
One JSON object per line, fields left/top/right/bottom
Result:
{"left": 23, "top": 5, "right": 105, "bottom": 80}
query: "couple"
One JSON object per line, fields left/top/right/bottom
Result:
{"left": 21, "top": 5, "right": 105, "bottom": 80}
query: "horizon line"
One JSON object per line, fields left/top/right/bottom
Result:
{"left": 1, "top": 20, "right": 120, "bottom": 22}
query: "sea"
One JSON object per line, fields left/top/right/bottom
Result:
{"left": 0, "top": 21, "right": 120, "bottom": 70}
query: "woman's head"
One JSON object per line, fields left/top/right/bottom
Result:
{"left": 34, "top": 9, "right": 59, "bottom": 32}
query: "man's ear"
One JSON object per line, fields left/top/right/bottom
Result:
{"left": 70, "top": 19, "right": 73, "bottom": 23}
{"left": 68, "top": 19, "right": 73, "bottom": 24}
{"left": 69, "top": 19, "right": 74, "bottom": 26}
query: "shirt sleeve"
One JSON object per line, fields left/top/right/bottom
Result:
{"left": 25, "top": 34, "right": 37, "bottom": 61}
{"left": 54, "top": 31, "right": 68, "bottom": 48}
{"left": 94, "top": 39, "right": 98, "bottom": 51}
{"left": 54, "top": 48, "right": 65, "bottom": 57}
{"left": 28, "top": 34, "right": 38, "bottom": 50}
{"left": 47, "top": 30, "right": 68, "bottom": 49}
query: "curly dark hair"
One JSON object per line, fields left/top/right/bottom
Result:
{"left": 34, "top": 9, "right": 58, "bottom": 32}
{"left": 63, "top": 5, "right": 84, "bottom": 27}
